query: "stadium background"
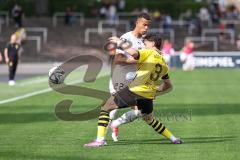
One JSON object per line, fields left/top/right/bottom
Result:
{"left": 0, "top": 0, "right": 240, "bottom": 159}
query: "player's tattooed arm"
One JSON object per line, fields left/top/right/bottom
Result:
{"left": 156, "top": 74, "right": 173, "bottom": 96}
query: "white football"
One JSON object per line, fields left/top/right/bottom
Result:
{"left": 126, "top": 72, "right": 136, "bottom": 81}
{"left": 49, "top": 66, "right": 65, "bottom": 84}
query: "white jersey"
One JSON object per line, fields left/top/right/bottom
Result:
{"left": 109, "top": 31, "right": 145, "bottom": 94}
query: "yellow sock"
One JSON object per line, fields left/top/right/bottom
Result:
{"left": 161, "top": 128, "right": 173, "bottom": 139}
{"left": 147, "top": 118, "right": 176, "bottom": 141}
{"left": 97, "top": 126, "right": 106, "bottom": 140}
{"left": 96, "top": 110, "right": 109, "bottom": 141}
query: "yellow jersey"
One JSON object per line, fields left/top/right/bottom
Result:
{"left": 129, "top": 48, "right": 169, "bottom": 99}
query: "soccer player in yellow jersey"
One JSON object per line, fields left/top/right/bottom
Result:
{"left": 84, "top": 34, "right": 182, "bottom": 148}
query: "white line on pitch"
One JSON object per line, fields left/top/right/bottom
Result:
{"left": 0, "top": 73, "right": 109, "bottom": 105}
{"left": 18, "top": 77, "right": 48, "bottom": 87}
{"left": 0, "top": 88, "right": 52, "bottom": 105}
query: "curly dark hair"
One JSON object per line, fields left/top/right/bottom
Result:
{"left": 144, "top": 33, "right": 162, "bottom": 50}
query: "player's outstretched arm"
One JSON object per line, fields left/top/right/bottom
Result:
{"left": 109, "top": 36, "right": 140, "bottom": 60}
{"left": 114, "top": 54, "right": 137, "bottom": 65}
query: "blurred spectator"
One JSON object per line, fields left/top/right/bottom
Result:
{"left": 218, "top": 22, "right": 226, "bottom": 41}
{"left": 100, "top": 5, "right": 107, "bottom": 18}
{"left": 65, "top": 6, "right": 74, "bottom": 25}
{"left": 4, "top": 34, "right": 21, "bottom": 86}
{"left": 14, "top": 28, "right": 26, "bottom": 44}
{"left": 71, "top": 6, "right": 77, "bottom": 22}
{"left": 107, "top": 4, "right": 117, "bottom": 25}
{"left": 14, "top": 28, "right": 26, "bottom": 57}
{"left": 152, "top": 10, "right": 161, "bottom": 21}
{"left": 199, "top": 7, "right": 210, "bottom": 21}
{"left": 209, "top": 0, "right": 221, "bottom": 23}
{"left": 218, "top": 0, "right": 227, "bottom": 17}
{"left": 188, "top": 16, "right": 202, "bottom": 36}
{"left": 180, "top": 39, "right": 195, "bottom": 71}
{"left": 162, "top": 14, "right": 172, "bottom": 32}
{"left": 181, "top": 9, "right": 193, "bottom": 22}
{"left": 188, "top": 19, "right": 195, "bottom": 35}
{"left": 11, "top": 4, "right": 23, "bottom": 28}
{"left": 226, "top": 4, "right": 239, "bottom": 20}
{"left": 221, "top": 5, "right": 239, "bottom": 33}
{"left": 162, "top": 39, "right": 175, "bottom": 65}
{"left": 141, "top": 7, "right": 148, "bottom": 13}
{"left": 118, "top": 0, "right": 125, "bottom": 11}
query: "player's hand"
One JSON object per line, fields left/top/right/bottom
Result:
{"left": 108, "top": 36, "right": 121, "bottom": 45}
{"left": 126, "top": 56, "right": 138, "bottom": 64}
{"left": 156, "top": 85, "right": 163, "bottom": 92}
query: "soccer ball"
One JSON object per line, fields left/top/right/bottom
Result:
{"left": 48, "top": 66, "right": 65, "bottom": 84}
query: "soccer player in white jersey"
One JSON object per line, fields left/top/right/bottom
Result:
{"left": 108, "top": 13, "right": 151, "bottom": 141}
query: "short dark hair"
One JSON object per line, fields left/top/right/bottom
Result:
{"left": 144, "top": 33, "right": 162, "bottom": 50}
{"left": 137, "top": 12, "right": 151, "bottom": 21}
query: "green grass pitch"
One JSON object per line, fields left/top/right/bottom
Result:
{"left": 0, "top": 69, "right": 239, "bottom": 160}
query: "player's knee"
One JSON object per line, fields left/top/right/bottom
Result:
{"left": 131, "top": 105, "right": 138, "bottom": 110}
{"left": 109, "top": 109, "right": 118, "bottom": 119}
{"left": 134, "top": 110, "right": 141, "bottom": 117}
{"left": 142, "top": 113, "right": 153, "bottom": 123}
{"left": 101, "top": 105, "right": 117, "bottom": 112}
{"left": 101, "top": 96, "right": 118, "bottom": 112}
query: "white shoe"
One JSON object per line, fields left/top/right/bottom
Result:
{"left": 111, "top": 125, "right": 119, "bottom": 142}
{"left": 84, "top": 140, "right": 107, "bottom": 148}
{"left": 171, "top": 138, "right": 183, "bottom": 144}
{"left": 8, "top": 80, "right": 16, "bottom": 86}
{"left": 111, "top": 132, "right": 118, "bottom": 142}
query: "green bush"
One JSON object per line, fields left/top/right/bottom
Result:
{"left": 124, "top": 0, "right": 207, "bottom": 18}
{"left": 0, "top": 0, "right": 207, "bottom": 17}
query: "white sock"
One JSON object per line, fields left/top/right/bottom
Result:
{"left": 111, "top": 109, "right": 141, "bottom": 128}
{"left": 96, "top": 136, "right": 104, "bottom": 142}
{"left": 170, "top": 135, "right": 177, "bottom": 142}
{"left": 109, "top": 109, "right": 118, "bottom": 120}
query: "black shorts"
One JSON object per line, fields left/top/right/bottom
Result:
{"left": 114, "top": 87, "right": 153, "bottom": 114}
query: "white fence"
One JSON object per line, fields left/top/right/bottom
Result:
{"left": 25, "top": 27, "right": 48, "bottom": 43}
{"left": 202, "top": 29, "right": 235, "bottom": 44}
{"left": 149, "top": 28, "right": 175, "bottom": 43}
{"left": 52, "top": 12, "right": 84, "bottom": 27}
{"left": 221, "top": 19, "right": 240, "bottom": 25}
{"left": 185, "top": 36, "right": 218, "bottom": 51}
{"left": 98, "top": 20, "right": 130, "bottom": 33}
{"left": 171, "top": 20, "right": 189, "bottom": 26}
{"left": 26, "top": 36, "right": 42, "bottom": 52}
{"left": 0, "top": 11, "right": 9, "bottom": 26}
{"left": 84, "top": 28, "right": 117, "bottom": 44}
